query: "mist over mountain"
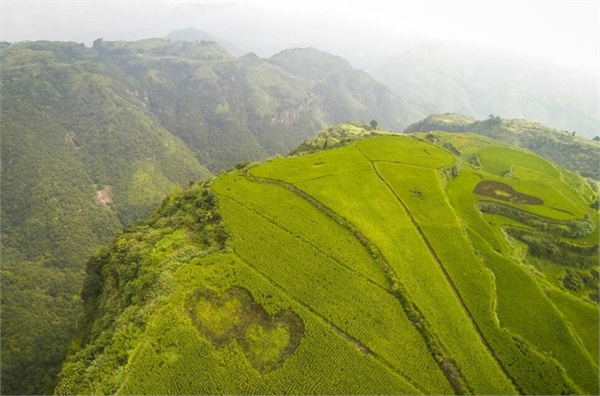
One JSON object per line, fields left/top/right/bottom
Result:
{"left": 1, "top": 2, "right": 598, "bottom": 395}
{"left": 371, "top": 43, "right": 599, "bottom": 139}
{"left": 164, "top": 27, "right": 246, "bottom": 57}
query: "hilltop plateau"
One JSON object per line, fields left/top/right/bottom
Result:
{"left": 56, "top": 125, "right": 599, "bottom": 395}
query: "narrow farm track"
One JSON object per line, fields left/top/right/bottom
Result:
{"left": 232, "top": 253, "right": 428, "bottom": 395}
{"left": 115, "top": 339, "right": 153, "bottom": 395}
{"left": 357, "top": 148, "right": 518, "bottom": 392}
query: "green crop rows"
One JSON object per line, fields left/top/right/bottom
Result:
{"left": 57, "top": 131, "right": 598, "bottom": 395}
{"left": 254, "top": 143, "right": 514, "bottom": 394}
{"left": 250, "top": 135, "right": 598, "bottom": 394}
{"left": 120, "top": 254, "right": 424, "bottom": 394}
{"left": 213, "top": 175, "right": 449, "bottom": 393}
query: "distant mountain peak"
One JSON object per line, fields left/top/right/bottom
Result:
{"left": 164, "top": 27, "right": 245, "bottom": 57}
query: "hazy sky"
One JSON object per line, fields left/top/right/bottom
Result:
{"left": 1, "top": 1, "right": 598, "bottom": 72}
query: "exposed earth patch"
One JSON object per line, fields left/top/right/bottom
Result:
{"left": 473, "top": 180, "right": 543, "bottom": 205}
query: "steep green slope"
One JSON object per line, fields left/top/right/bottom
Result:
{"left": 269, "top": 48, "right": 423, "bottom": 131}
{"left": 93, "top": 39, "right": 420, "bottom": 171}
{"left": 0, "top": 39, "right": 423, "bottom": 394}
{"left": 57, "top": 128, "right": 598, "bottom": 394}
{"left": 0, "top": 41, "right": 211, "bottom": 394}
{"left": 405, "top": 113, "right": 600, "bottom": 179}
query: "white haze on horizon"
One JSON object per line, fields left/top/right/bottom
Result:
{"left": 1, "top": 0, "right": 598, "bottom": 76}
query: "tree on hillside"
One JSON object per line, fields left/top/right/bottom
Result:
{"left": 370, "top": 120, "right": 378, "bottom": 130}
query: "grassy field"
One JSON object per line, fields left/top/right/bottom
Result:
{"left": 252, "top": 135, "right": 598, "bottom": 394}
{"left": 213, "top": 173, "right": 388, "bottom": 287}
{"left": 213, "top": 174, "right": 450, "bottom": 393}
{"left": 252, "top": 145, "right": 518, "bottom": 394}
{"left": 57, "top": 129, "right": 599, "bottom": 395}
{"left": 374, "top": 161, "right": 590, "bottom": 394}
{"left": 119, "top": 255, "right": 423, "bottom": 394}
{"left": 443, "top": 140, "right": 599, "bottom": 394}
{"left": 356, "top": 135, "right": 455, "bottom": 168}
{"left": 478, "top": 146, "right": 560, "bottom": 178}
{"left": 546, "top": 288, "right": 599, "bottom": 366}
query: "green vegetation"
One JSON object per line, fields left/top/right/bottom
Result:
{"left": 55, "top": 183, "right": 227, "bottom": 395}
{"left": 55, "top": 129, "right": 598, "bottom": 394}
{"left": 214, "top": 175, "right": 449, "bottom": 393}
{"left": 377, "top": 162, "right": 580, "bottom": 394}
{"left": 215, "top": 173, "right": 388, "bottom": 286}
{"left": 406, "top": 113, "right": 600, "bottom": 179}
{"left": 0, "top": 41, "right": 210, "bottom": 394}
{"left": 3, "top": 38, "right": 598, "bottom": 395}
{"left": 291, "top": 122, "right": 390, "bottom": 154}
{"left": 0, "top": 39, "right": 422, "bottom": 394}
{"left": 356, "top": 135, "right": 455, "bottom": 168}
{"left": 115, "top": 256, "right": 423, "bottom": 395}
{"left": 56, "top": 178, "right": 431, "bottom": 394}
{"left": 253, "top": 141, "right": 516, "bottom": 394}
{"left": 546, "top": 288, "right": 599, "bottom": 365}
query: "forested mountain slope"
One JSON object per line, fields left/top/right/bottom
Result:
{"left": 56, "top": 126, "right": 599, "bottom": 395}
{"left": 0, "top": 38, "right": 421, "bottom": 394}
{"left": 268, "top": 48, "right": 423, "bottom": 128}
{"left": 92, "top": 39, "right": 421, "bottom": 171}
{"left": 0, "top": 41, "right": 211, "bottom": 394}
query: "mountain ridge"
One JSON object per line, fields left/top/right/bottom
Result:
{"left": 0, "top": 38, "right": 422, "bottom": 395}
{"left": 164, "top": 27, "right": 246, "bottom": 57}
{"left": 55, "top": 126, "right": 599, "bottom": 395}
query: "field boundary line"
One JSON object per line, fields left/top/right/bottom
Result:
{"left": 219, "top": 194, "right": 389, "bottom": 291}
{"left": 244, "top": 170, "right": 463, "bottom": 393}
{"left": 356, "top": 145, "right": 518, "bottom": 392}
{"left": 245, "top": 172, "right": 396, "bottom": 278}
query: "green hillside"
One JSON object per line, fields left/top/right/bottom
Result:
{"left": 0, "top": 39, "right": 422, "bottom": 394}
{"left": 268, "top": 48, "right": 424, "bottom": 131}
{"left": 94, "top": 39, "right": 421, "bottom": 171}
{"left": 0, "top": 41, "right": 211, "bottom": 394}
{"left": 405, "top": 113, "right": 600, "bottom": 179}
{"left": 56, "top": 125, "right": 599, "bottom": 395}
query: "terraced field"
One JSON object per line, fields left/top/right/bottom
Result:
{"left": 251, "top": 134, "right": 598, "bottom": 394}
{"left": 57, "top": 129, "right": 599, "bottom": 395}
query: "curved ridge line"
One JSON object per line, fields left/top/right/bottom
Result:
{"left": 219, "top": 194, "right": 388, "bottom": 290}
{"left": 243, "top": 171, "right": 456, "bottom": 394}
